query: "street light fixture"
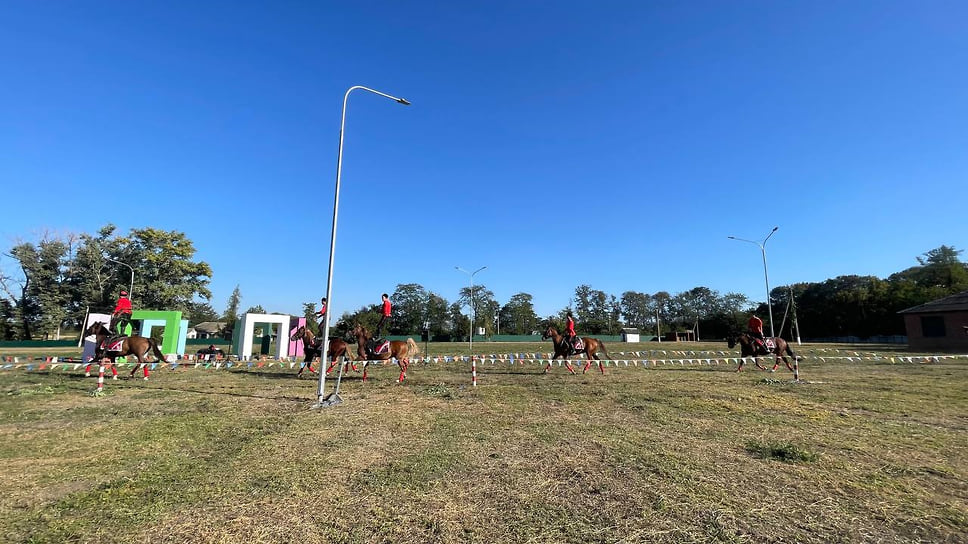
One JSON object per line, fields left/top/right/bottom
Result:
{"left": 105, "top": 257, "right": 134, "bottom": 303}
{"left": 315, "top": 85, "right": 411, "bottom": 408}
{"left": 728, "top": 226, "right": 779, "bottom": 338}
{"left": 455, "top": 265, "right": 487, "bottom": 352}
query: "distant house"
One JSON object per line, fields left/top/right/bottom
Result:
{"left": 620, "top": 328, "right": 640, "bottom": 342}
{"left": 191, "top": 321, "right": 228, "bottom": 339}
{"left": 898, "top": 290, "right": 968, "bottom": 352}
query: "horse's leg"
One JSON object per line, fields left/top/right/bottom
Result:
{"left": 397, "top": 359, "right": 407, "bottom": 383}
{"left": 362, "top": 362, "right": 368, "bottom": 383}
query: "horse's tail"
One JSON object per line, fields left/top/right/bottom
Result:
{"left": 597, "top": 339, "right": 612, "bottom": 361}
{"left": 149, "top": 340, "right": 167, "bottom": 363}
{"left": 785, "top": 342, "right": 797, "bottom": 359}
{"left": 406, "top": 337, "right": 420, "bottom": 357}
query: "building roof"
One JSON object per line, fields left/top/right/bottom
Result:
{"left": 898, "top": 290, "right": 968, "bottom": 314}
{"left": 621, "top": 328, "right": 640, "bottom": 334}
{"left": 193, "top": 321, "right": 227, "bottom": 333}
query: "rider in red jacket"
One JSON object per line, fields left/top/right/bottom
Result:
{"left": 748, "top": 314, "right": 765, "bottom": 351}
{"left": 375, "top": 293, "right": 391, "bottom": 338}
{"left": 111, "top": 290, "right": 133, "bottom": 336}
{"left": 565, "top": 311, "right": 577, "bottom": 351}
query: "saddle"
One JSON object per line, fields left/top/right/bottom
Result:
{"left": 754, "top": 338, "right": 775, "bottom": 354}
{"left": 101, "top": 336, "right": 126, "bottom": 352}
{"left": 563, "top": 337, "right": 583, "bottom": 355}
{"left": 367, "top": 338, "right": 390, "bottom": 355}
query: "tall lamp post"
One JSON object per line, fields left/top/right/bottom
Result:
{"left": 455, "top": 265, "right": 487, "bottom": 352}
{"left": 728, "top": 226, "right": 779, "bottom": 338}
{"left": 315, "top": 86, "right": 410, "bottom": 408}
{"left": 105, "top": 257, "right": 134, "bottom": 302}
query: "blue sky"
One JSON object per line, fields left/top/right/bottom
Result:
{"left": 3, "top": 1, "right": 966, "bottom": 319}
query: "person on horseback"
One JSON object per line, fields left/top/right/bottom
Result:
{"left": 315, "top": 297, "right": 327, "bottom": 347}
{"left": 748, "top": 313, "right": 766, "bottom": 353}
{"left": 374, "top": 293, "right": 391, "bottom": 340}
{"left": 564, "top": 311, "right": 578, "bottom": 354}
{"left": 110, "top": 290, "right": 133, "bottom": 338}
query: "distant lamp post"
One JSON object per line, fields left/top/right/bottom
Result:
{"left": 315, "top": 85, "right": 411, "bottom": 409}
{"left": 105, "top": 257, "right": 134, "bottom": 302}
{"left": 455, "top": 265, "right": 487, "bottom": 352}
{"left": 728, "top": 226, "right": 779, "bottom": 338}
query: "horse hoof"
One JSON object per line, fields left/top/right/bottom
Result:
{"left": 143, "top": 377, "right": 149, "bottom": 381}
{"left": 112, "top": 376, "right": 118, "bottom": 380}
{"left": 84, "top": 372, "right": 91, "bottom": 377}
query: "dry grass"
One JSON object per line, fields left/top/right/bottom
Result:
{"left": 0, "top": 342, "right": 966, "bottom": 543}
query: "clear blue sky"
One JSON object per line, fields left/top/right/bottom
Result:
{"left": 3, "top": 1, "right": 966, "bottom": 319}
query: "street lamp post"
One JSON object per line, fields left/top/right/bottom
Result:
{"left": 455, "top": 266, "right": 487, "bottom": 352}
{"left": 728, "top": 226, "right": 779, "bottom": 338}
{"left": 315, "top": 86, "right": 410, "bottom": 408}
{"left": 105, "top": 257, "right": 134, "bottom": 302}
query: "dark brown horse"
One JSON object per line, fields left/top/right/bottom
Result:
{"left": 289, "top": 326, "right": 355, "bottom": 378}
{"left": 84, "top": 322, "right": 166, "bottom": 380}
{"left": 541, "top": 325, "right": 611, "bottom": 375}
{"left": 727, "top": 332, "right": 798, "bottom": 372}
{"left": 351, "top": 323, "right": 419, "bottom": 383}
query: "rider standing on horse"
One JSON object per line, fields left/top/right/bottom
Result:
{"left": 748, "top": 313, "right": 765, "bottom": 352}
{"left": 111, "top": 290, "right": 133, "bottom": 337}
{"left": 375, "top": 293, "right": 391, "bottom": 339}
{"left": 565, "top": 311, "right": 578, "bottom": 353}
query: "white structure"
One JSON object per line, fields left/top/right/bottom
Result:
{"left": 81, "top": 312, "right": 112, "bottom": 362}
{"left": 234, "top": 313, "right": 291, "bottom": 359}
{"left": 621, "top": 328, "right": 641, "bottom": 342}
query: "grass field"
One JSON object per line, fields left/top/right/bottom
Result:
{"left": 1, "top": 341, "right": 966, "bottom": 543}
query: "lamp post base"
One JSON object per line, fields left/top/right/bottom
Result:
{"left": 311, "top": 392, "right": 343, "bottom": 409}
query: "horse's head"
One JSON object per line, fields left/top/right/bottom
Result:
{"left": 726, "top": 332, "right": 749, "bottom": 349}
{"left": 85, "top": 322, "right": 107, "bottom": 337}
{"left": 541, "top": 325, "right": 557, "bottom": 340}
{"left": 352, "top": 323, "right": 368, "bottom": 340}
{"left": 289, "top": 326, "right": 305, "bottom": 342}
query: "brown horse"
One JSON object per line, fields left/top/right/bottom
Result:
{"left": 727, "top": 332, "right": 798, "bottom": 372}
{"left": 84, "top": 322, "right": 166, "bottom": 380}
{"left": 289, "top": 326, "right": 355, "bottom": 378}
{"left": 541, "top": 325, "right": 611, "bottom": 375}
{"left": 351, "top": 323, "right": 419, "bottom": 383}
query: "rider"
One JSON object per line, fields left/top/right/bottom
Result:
{"left": 564, "top": 311, "right": 578, "bottom": 353}
{"left": 315, "top": 297, "right": 328, "bottom": 346}
{"left": 375, "top": 293, "right": 391, "bottom": 339}
{"left": 748, "top": 313, "right": 766, "bottom": 352}
{"left": 110, "top": 290, "right": 133, "bottom": 338}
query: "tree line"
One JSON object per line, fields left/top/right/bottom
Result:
{"left": 1, "top": 226, "right": 963, "bottom": 341}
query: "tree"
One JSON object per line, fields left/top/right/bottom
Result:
{"left": 620, "top": 291, "right": 654, "bottom": 330}
{"left": 499, "top": 293, "right": 540, "bottom": 335}
{"left": 185, "top": 301, "right": 219, "bottom": 326}
{"left": 2, "top": 236, "right": 71, "bottom": 339}
{"left": 124, "top": 228, "right": 212, "bottom": 313}
{"left": 457, "top": 284, "right": 497, "bottom": 335}
{"left": 391, "top": 283, "right": 429, "bottom": 334}
{"left": 425, "top": 292, "right": 452, "bottom": 338}
{"left": 222, "top": 285, "right": 242, "bottom": 327}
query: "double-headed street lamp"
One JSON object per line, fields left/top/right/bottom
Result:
{"left": 105, "top": 257, "right": 134, "bottom": 302}
{"left": 316, "top": 86, "right": 410, "bottom": 408}
{"left": 455, "top": 265, "right": 486, "bottom": 352}
{"left": 728, "top": 226, "right": 779, "bottom": 338}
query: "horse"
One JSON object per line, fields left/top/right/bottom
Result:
{"left": 541, "top": 325, "right": 611, "bottom": 375}
{"left": 289, "top": 325, "right": 355, "bottom": 378}
{"left": 351, "top": 323, "right": 419, "bottom": 383}
{"left": 83, "top": 322, "right": 166, "bottom": 380}
{"left": 726, "top": 332, "right": 798, "bottom": 373}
